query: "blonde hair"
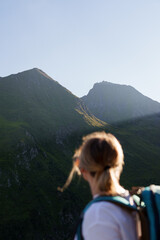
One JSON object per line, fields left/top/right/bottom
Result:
{"left": 58, "top": 131, "right": 124, "bottom": 194}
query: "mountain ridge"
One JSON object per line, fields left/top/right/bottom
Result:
{"left": 89, "top": 81, "right": 159, "bottom": 102}
{"left": 90, "top": 81, "right": 160, "bottom": 104}
{"left": 0, "top": 68, "right": 105, "bottom": 130}
{"left": 0, "top": 68, "right": 160, "bottom": 239}
{"left": 81, "top": 80, "right": 160, "bottom": 123}
{"left": 0, "top": 68, "right": 108, "bottom": 239}
{"left": 2, "top": 69, "right": 160, "bottom": 104}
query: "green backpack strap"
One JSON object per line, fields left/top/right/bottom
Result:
{"left": 141, "top": 185, "right": 160, "bottom": 240}
{"left": 91, "top": 195, "right": 138, "bottom": 210}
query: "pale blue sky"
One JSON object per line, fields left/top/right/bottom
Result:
{"left": 0, "top": 0, "right": 160, "bottom": 102}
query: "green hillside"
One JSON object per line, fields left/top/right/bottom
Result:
{"left": 0, "top": 69, "right": 106, "bottom": 239}
{"left": 0, "top": 69, "right": 159, "bottom": 239}
{"left": 115, "top": 113, "right": 160, "bottom": 187}
{"left": 0, "top": 68, "right": 105, "bottom": 141}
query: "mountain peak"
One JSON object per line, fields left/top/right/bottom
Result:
{"left": 30, "top": 68, "right": 54, "bottom": 81}
{"left": 16, "top": 68, "right": 54, "bottom": 81}
{"left": 93, "top": 81, "right": 134, "bottom": 90}
{"left": 1, "top": 68, "right": 55, "bottom": 82}
{"left": 82, "top": 81, "right": 160, "bottom": 123}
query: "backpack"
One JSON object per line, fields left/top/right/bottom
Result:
{"left": 75, "top": 185, "right": 160, "bottom": 240}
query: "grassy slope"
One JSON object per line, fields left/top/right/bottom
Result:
{"left": 0, "top": 68, "right": 104, "bottom": 131}
{"left": 0, "top": 69, "right": 105, "bottom": 239}
{"left": 111, "top": 113, "right": 160, "bottom": 187}
{"left": 0, "top": 69, "right": 160, "bottom": 239}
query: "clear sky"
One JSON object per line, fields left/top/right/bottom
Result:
{"left": 0, "top": 0, "right": 160, "bottom": 102}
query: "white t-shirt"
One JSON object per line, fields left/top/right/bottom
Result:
{"left": 75, "top": 193, "right": 139, "bottom": 240}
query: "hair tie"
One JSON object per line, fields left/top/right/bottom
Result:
{"left": 104, "top": 165, "right": 110, "bottom": 171}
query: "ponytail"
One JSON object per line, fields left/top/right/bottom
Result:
{"left": 96, "top": 166, "right": 121, "bottom": 195}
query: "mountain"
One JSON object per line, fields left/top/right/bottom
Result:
{"left": 0, "top": 68, "right": 105, "bottom": 138}
{"left": 0, "top": 68, "right": 105, "bottom": 239}
{"left": 0, "top": 69, "right": 160, "bottom": 240}
{"left": 81, "top": 81, "right": 160, "bottom": 123}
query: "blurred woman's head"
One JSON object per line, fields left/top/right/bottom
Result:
{"left": 58, "top": 131, "right": 124, "bottom": 195}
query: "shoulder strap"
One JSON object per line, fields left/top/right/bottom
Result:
{"left": 84, "top": 195, "right": 138, "bottom": 213}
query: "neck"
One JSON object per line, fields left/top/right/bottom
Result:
{"left": 89, "top": 180, "right": 125, "bottom": 197}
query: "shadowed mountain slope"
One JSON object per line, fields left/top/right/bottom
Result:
{"left": 0, "top": 68, "right": 105, "bottom": 140}
{"left": 0, "top": 68, "right": 106, "bottom": 239}
{"left": 82, "top": 81, "right": 160, "bottom": 123}
{"left": 112, "top": 112, "right": 160, "bottom": 187}
{"left": 0, "top": 69, "right": 160, "bottom": 240}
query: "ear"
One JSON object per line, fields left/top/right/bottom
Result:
{"left": 81, "top": 168, "right": 89, "bottom": 181}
